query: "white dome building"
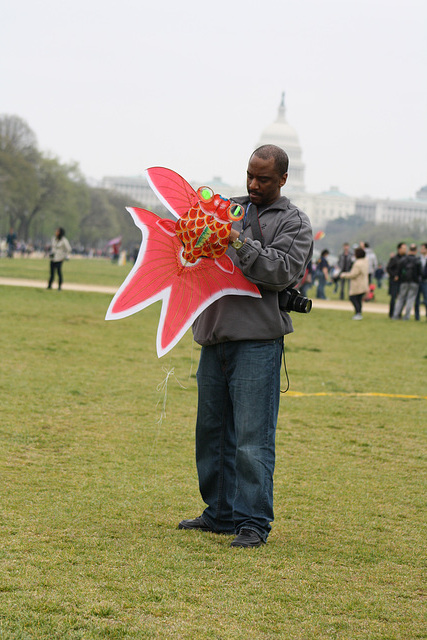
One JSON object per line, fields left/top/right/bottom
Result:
{"left": 101, "top": 93, "right": 427, "bottom": 232}
{"left": 256, "top": 93, "right": 306, "bottom": 192}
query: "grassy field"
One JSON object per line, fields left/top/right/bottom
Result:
{"left": 0, "top": 255, "right": 131, "bottom": 288}
{"left": 0, "top": 254, "right": 393, "bottom": 304}
{"left": 0, "top": 258, "right": 426, "bottom": 639}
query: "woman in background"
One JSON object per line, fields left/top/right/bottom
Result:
{"left": 47, "top": 227, "right": 71, "bottom": 291}
{"left": 340, "top": 247, "right": 369, "bottom": 320}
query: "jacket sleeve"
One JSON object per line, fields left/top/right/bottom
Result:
{"left": 341, "top": 261, "right": 360, "bottom": 280}
{"left": 234, "top": 215, "right": 313, "bottom": 291}
{"left": 387, "top": 257, "right": 397, "bottom": 278}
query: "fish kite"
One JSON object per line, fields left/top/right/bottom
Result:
{"left": 106, "top": 167, "right": 261, "bottom": 357}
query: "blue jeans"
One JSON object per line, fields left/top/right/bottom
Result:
{"left": 195, "top": 338, "right": 283, "bottom": 541}
{"left": 316, "top": 273, "right": 327, "bottom": 299}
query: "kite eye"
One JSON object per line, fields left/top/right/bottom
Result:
{"left": 197, "top": 186, "right": 214, "bottom": 203}
{"left": 227, "top": 203, "right": 245, "bottom": 222}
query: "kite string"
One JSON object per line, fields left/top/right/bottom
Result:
{"left": 141, "top": 366, "right": 187, "bottom": 493}
{"left": 156, "top": 366, "right": 187, "bottom": 425}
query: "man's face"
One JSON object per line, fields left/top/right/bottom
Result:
{"left": 420, "top": 244, "right": 427, "bottom": 256}
{"left": 246, "top": 155, "right": 287, "bottom": 207}
{"left": 398, "top": 244, "right": 407, "bottom": 255}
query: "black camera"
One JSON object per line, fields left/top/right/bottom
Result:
{"left": 279, "top": 288, "right": 312, "bottom": 314}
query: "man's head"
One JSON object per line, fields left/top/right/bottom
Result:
{"left": 420, "top": 243, "right": 427, "bottom": 255}
{"left": 397, "top": 242, "right": 407, "bottom": 255}
{"left": 409, "top": 244, "right": 417, "bottom": 254}
{"left": 247, "top": 145, "right": 288, "bottom": 207}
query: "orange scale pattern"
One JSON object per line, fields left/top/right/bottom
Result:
{"left": 175, "top": 204, "right": 232, "bottom": 263}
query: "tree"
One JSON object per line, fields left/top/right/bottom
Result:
{"left": 0, "top": 115, "right": 90, "bottom": 242}
{"left": 0, "top": 114, "right": 37, "bottom": 158}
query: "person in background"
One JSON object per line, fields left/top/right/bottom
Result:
{"left": 374, "top": 264, "right": 385, "bottom": 288}
{"left": 392, "top": 244, "right": 421, "bottom": 321}
{"left": 361, "top": 241, "right": 378, "bottom": 285}
{"left": 47, "top": 227, "right": 72, "bottom": 291}
{"left": 316, "top": 249, "right": 330, "bottom": 299}
{"left": 386, "top": 242, "right": 407, "bottom": 318}
{"left": 337, "top": 242, "right": 353, "bottom": 299}
{"left": 414, "top": 242, "right": 427, "bottom": 321}
{"left": 339, "top": 247, "right": 369, "bottom": 320}
{"left": 6, "top": 228, "right": 17, "bottom": 258}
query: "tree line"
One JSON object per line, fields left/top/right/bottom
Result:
{"left": 0, "top": 115, "right": 143, "bottom": 251}
{"left": 322, "top": 214, "right": 425, "bottom": 264}
{"left": 1, "top": 114, "right": 424, "bottom": 261}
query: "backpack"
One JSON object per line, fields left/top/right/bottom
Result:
{"left": 399, "top": 256, "right": 418, "bottom": 283}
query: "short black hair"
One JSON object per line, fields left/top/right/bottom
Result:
{"left": 252, "top": 144, "right": 289, "bottom": 175}
{"left": 355, "top": 247, "right": 365, "bottom": 259}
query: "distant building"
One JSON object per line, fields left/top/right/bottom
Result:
{"left": 356, "top": 196, "right": 427, "bottom": 228}
{"left": 101, "top": 95, "right": 427, "bottom": 231}
{"left": 256, "top": 92, "right": 306, "bottom": 193}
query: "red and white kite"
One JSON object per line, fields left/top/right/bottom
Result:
{"left": 106, "top": 167, "right": 260, "bottom": 357}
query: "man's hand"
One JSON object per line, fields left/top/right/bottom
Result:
{"left": 229, "top": 229, "right": 240, "bottom": 243}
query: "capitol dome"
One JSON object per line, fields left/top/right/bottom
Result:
{"left": 256, "top": 93, "right": 305, "bottom": 192}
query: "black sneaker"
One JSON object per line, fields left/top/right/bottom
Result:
{"left": 230, "top": 528, "right": 264, "bottom": 548}
{"left": 178, "top": 516, "right": 233, "bottom": 534}
{"left": 178, "top": 516, "right": 216, "bottom": 532}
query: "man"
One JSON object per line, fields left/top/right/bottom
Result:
{"left": 392, "top": 244, "right": 421, "bottom": 320}
{"left": 179, "top": 145, "right": 313, "bottom": 547}
{"left": 362, "top": 241, "right": 378, "bottom": 285}
{"left": 337, "top": 242, "right": 353, "bottom": 299}
{"left": 6, "top": 227, "right": 17, "bottom": 258}
{"left": 386, "top": 242, "right": 407, "bottom": 318}
{"left": 315, "top": 249, "right": 330, "bottom": 299}
{"left": 414, "top": 242, "right": 427, "bottom": 321}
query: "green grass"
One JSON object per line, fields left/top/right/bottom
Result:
{"left": 0, "top": 255, "right": 392, "bottom": 304}
{"left": 0, "top": 255, "right": 131, "bottom": 288}
{"left": 0, "top": 259, "right": 426, "bottom": 639}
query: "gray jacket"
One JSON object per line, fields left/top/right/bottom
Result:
{"left": 192, "top": 195, "right": 313, "bottom": 345}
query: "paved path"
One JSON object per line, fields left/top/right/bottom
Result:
{"left": 0, "top": 277, "right": 117, "bottom": 295}
{"left": 0, "top": 277, "right": 390, "bottom": 314}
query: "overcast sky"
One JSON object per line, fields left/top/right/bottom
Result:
{"left": 1, "top": 0, "right": 426, "bottom": 200}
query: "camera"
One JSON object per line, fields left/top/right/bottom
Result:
{"left": 279, "top": 288, "right": 312, "bottom": 314}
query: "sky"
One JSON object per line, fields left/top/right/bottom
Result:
{"left": 1, "top": 0, "right": 426, "bottom": 200}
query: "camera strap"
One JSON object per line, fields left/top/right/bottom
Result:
{"left": 247, "top": 203, "right": 290, "bottom": 392}
{"left": 247, "top": 204, "right": 265, "bottom": 247}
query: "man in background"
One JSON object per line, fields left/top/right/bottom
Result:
{"left": 386, "top": 242, "right": 407, "bottom": 318}
{"left": 337, "top": 242, "right": 353, "bottom": 299}
{"left": 392, "top": 244, "right": 421, "bottom": 321}
{"left": 362, "top": 241, "right": 378, "bottom": 285}
{"left": 414, "top": 242, "right": 427, "bottom": 321}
